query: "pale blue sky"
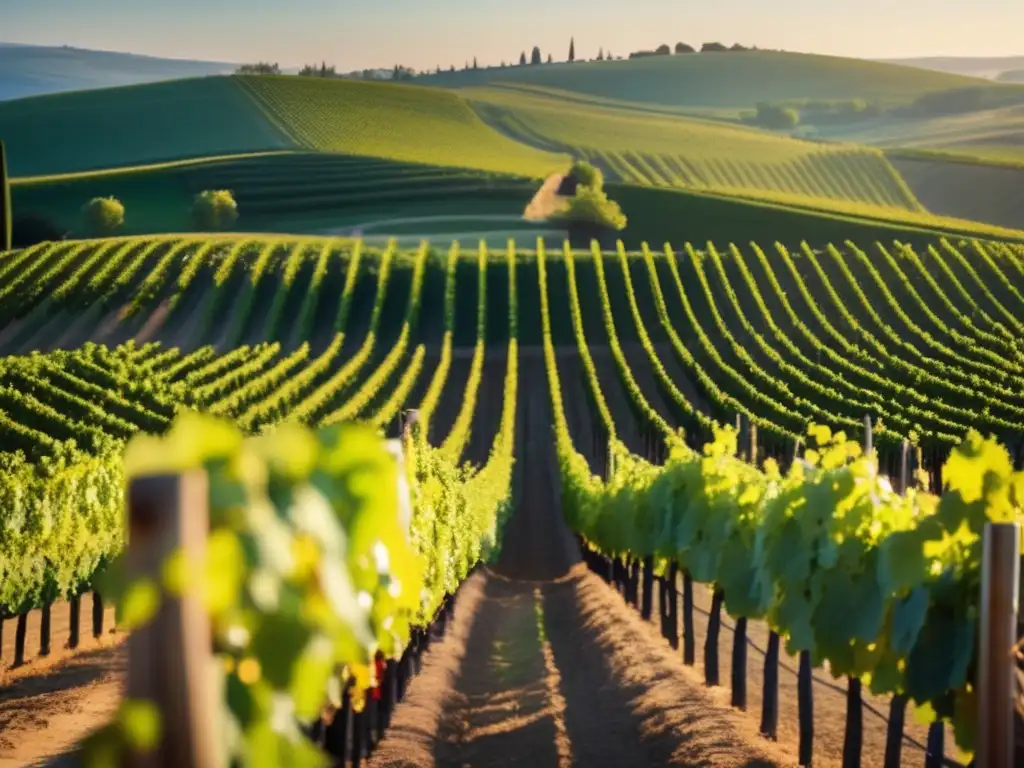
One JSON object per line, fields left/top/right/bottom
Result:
{"left": 4, "top": 0, "right": 1021, "bottom": 71}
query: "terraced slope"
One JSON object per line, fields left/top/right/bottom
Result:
{"left": 237, "top": 75, "right": 567, "bottom": 176}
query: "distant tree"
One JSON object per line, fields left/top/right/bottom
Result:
{"left": 569, "top": 37, "right": 575, "bottom": 63}
{"left": 193, "top": 190, "right": 238, "bottom": 231}
{"left": 501, "top": 60, "right": 507, "bottom": 68}
{"left": 629, "top": 50, "right": 655, "bottom": 59}
{"left": 675, "top": 42, "right": 695, "bottom": 54}
{"left": 299, "top": 63, "right": 336, "bottom": 76}
{"left": 519, "top": 51, "right": 527, "bottom": 66}
{"left": 531, "top": 46, "right": 542, "bottom": 65}
{"left": 436, "top": 64, "right": 441, "bottom": 74}
{"left": 450, "top": 64, "right": 456, "bottom": 72}
{"left": 235, "top": 62, "right": 280, "bottom": 75}
{"left": 701, "top": 42, "right": 728, "bottom": 52}
{"left": 82, "top": 197, "right": 124, "bottom": 236}
{"left": 473, "top": 56, "right": 478, "bottom": 70}
{"left": 608, "top": 51, "right": 614, "bottom": 59}
{"left": 730, "top": 43, "right": 749, "bottom": 51}
{"left": 754, "top": 102, "right": 800, "bottom": 129}
{"left": 655, "top": 44, "right": 671, "bottom": 55}
{"left": 547, "top": 53, "right": 553, "bottom": 64}
{"left": 597, "top": 47, "right": 604, "bottom": 61}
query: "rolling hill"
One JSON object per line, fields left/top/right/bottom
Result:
{"left": 0, "top": 42, "right": 235, "bottom": 101}
{"left": 878, "top": 55, "right": 1024, "bottom": 80}
{"left": 0, "top": 77, "right": 289, "bottom": 177}
{"left": 416, "top": 51, "right": 986, "bottom": 110}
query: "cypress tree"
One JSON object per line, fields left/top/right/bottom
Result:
{"left": 530, "top": 46, "right": 541, "bottom": 65}
{"left": 569, "top": 37, "right": 575, "bottom": 62}
{"left": 519, "top": 51, "right": 527, "bottom": 66}
{"left": 0, "top": 140, "right": 10, "bottom": 253}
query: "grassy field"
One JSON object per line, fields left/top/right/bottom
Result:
{"left": 237, "top": 75, "right": 567, "bottom": 176}
{"left": 0, "top": 77, "right": 289, "bottom": 176}
{"left": 418, "top": 51, "right": 986, "bottom": 109}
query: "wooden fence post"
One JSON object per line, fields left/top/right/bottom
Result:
{"left": 977, "top": 522, "right": 1021, "bottom": 768}
{"left": 125, "top": 473, "right": 218, "bottom": 768}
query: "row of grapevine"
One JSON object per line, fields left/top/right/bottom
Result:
{"left": 535, "top": 238, "right": 1021, "bottom": 762}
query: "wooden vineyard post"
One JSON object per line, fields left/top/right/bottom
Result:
{"left": 125, "top": 473, "right": 218, "bottom": 768}
{"left": 838, "top": 419, "right": 873, "bottom": 767}
{"left": 13, "top": 613, "right": 27, "bottom": 666}
{"left": 977, "top": 522, "right": 1021, "bottom": 768}
{"left": 798, "top": 650, "right": 814, "bottom": 766}
{"left": 731, "top": 617, "right": 747, "bottom": 709}
{"left": 842, "top": 678, "right": 863, "bottom": 768}
{"left": 39, "top": 601, "right": 51, "bottom": 656}
{"left": 641, "top": 556, "right": 654, "bottom": 620}
{"left": 760, "top": 631, "right": 780, "bottom": 740}
{"left": 729, "top": 418, "right": 756, "bottom": 709}
{"left": 883, "top": 439, "right": 912, "bottom": 768}
{"left": 682, "top": 571, "right": 695, "bottom": 665}
{"left": 667, "top": 563, "right": 679, "bottom": 650}
{"left": 704, "top": 589, "right": 724, "bottom": 686}
{"left": 68, "top": 594, "right": 81, "bottom": 649}
{"left": 92, "top": 590, "right": 105, "bottom": 638}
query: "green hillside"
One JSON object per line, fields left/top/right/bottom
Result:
{"left": 237, "top": 75, "right": 566, "bottom": 177}
{"left": 465, "top": 86, "right": 923, "bottom": 217}
{"left": 417, "top": 51, "right": 986, "bottom": 110}
{"left": 0, "top": 77, "right": 288, "bottom": 176}
{"left": 11, "top": 152, "right": 551, "bottom": 243}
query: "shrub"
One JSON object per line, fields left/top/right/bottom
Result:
{"left": 82, "top": 197, "right": 125, "bottom": 236}
{"left": 551, "top": 184, "right": 627, "bottom": 231}
{"left": 701, "top": 42, "right": 728, "bottom": 52}
{"left": 655, "top": 44, "right": 672, "bottom": 55}
{"left": 675, "top": 42, "right": 696, "bottom": 54}
{"left": 569, "top": 159, "right": 602, "bottom": 190}
{"left": 193, "top": 189, "right": 239, "bottom": 230}
{"left": 754, "top": 102, "right": 800, "bottom": 129}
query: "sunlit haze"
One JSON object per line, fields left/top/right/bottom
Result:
{"left": 5, "top": 0, "right": 1022, "bottom": 70}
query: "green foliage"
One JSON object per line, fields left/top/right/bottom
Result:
{"left": 192, "top": 189, "right": 239, "bottom": 231}
{"left": 82, "top": 196, "right": 125, "bottom": 236}
{"left": 550, "top": 184, "right": 627, "bottom": 231}
{"left": 754, "top": 102, "right": 800, "bottom": 129}
{"left": 569, "top": 159, "right": 601, "bottom": 189}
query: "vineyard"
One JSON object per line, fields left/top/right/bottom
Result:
{"left": 11, "top": 152, "right": 551, "bottom": 240}
{"left": 0, "top": 231, "right": 1022, "bottom": 766}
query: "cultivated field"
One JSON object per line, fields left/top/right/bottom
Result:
{"left": 1, "top": 231, "right": 1018, "bottom": 765}
{"left": 2, "top": 46, "right": 1024, "bottom": 768}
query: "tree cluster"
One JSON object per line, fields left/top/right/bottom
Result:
{"left": 629, "top": 41, "right": 752, "bottom": 58}
{"left": 235, "top": 62, "right": 281, "bottom": 75}
{"left": 298, "top": 62, "right": 337, "bottom": 77}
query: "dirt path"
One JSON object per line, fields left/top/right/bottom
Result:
{"left": 372, "top": 567, "right": 789, "bottom": 768}
{"left": 0, "top": 646, "right": 124, "bottom": 767}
